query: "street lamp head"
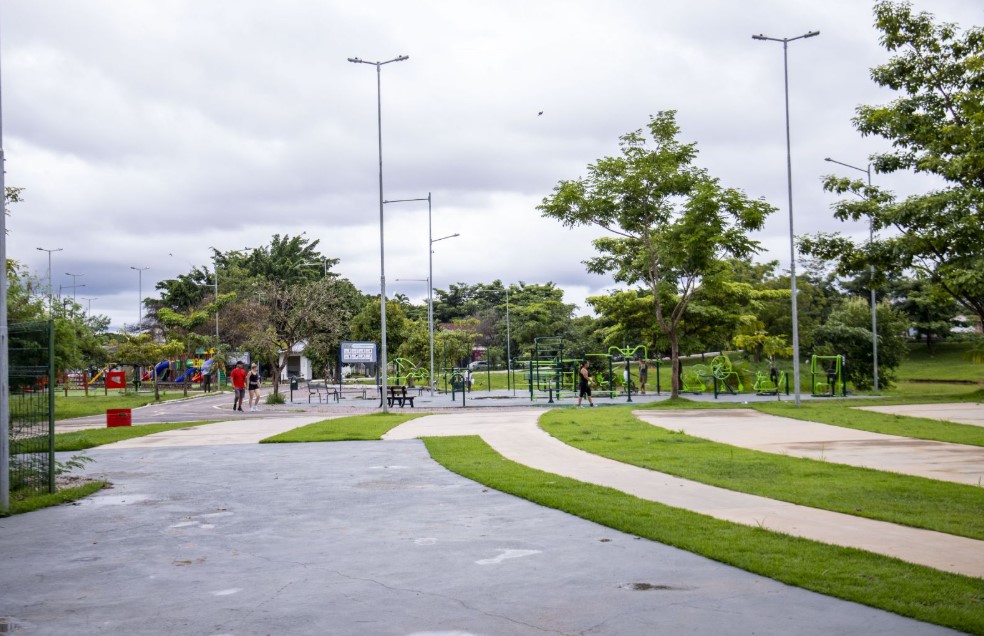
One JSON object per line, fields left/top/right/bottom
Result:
{"left": 824, "top": 157, "right": 832, "bottom": 162}
{"left": 804, "top": 30, "right": 820, "bottom": 38}
{"left": 395, "top": 55, "right": 409, "bottom": 62}
{"left": 752, "top": 34, "right": 768, "bottom": 40}
{"left": 347, "top": 57, "right": 362, "bottom": 63}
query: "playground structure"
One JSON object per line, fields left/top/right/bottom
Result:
{"left": 811, "top": 354, "right": 846, "bottom": 397}
{"left": 608, "top": 345, "right": 648, "bottom": 402}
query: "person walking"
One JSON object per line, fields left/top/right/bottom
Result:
{"left": 577, "top": 359, "right": 594, "bottom": 408}
{"left": 248, "top": 363, "right": 262, "bottom": 411}
{"left": 638, "top": 359, "right": 648, "bottom": 395}
{"left": 230, "top": 360, "right": 247, "bottom": 412}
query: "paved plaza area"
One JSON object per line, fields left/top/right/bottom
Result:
{"left": 2, "top": 394, "right": 980, "bottom": 634}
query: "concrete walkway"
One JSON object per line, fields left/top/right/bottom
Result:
{"left": 104, "top": 416, "right": 331, "bottom": 448}
{"left": 632, "top": 408, "right": 984, "bottom": 486}
{"left": 857, "top": 402, "right": 984, "bottom": 427}
{"left": 384, "top": 410, "right": 984, "bottom": 579}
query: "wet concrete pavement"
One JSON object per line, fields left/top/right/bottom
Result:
{"left": 0, "top": 441, "right": 962, "bottom": 635}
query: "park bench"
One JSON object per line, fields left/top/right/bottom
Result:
{"left": 386, "top": 385, "right": 415, "bottom": 408}
{"left": 307, "top": 380, "right": 339, "bottom": 403}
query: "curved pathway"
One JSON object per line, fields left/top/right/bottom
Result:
{"left": 857, "top": 402, "right": 984, "bottom": 428}
{"left": 384, "top": 410, "right": 984, "bottom": 579}
{"left": 632, "top": 409, "right": 984, "bottom": 486}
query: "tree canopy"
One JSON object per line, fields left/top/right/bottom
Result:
{"left": 802, "top": 1, "right": 984, "bottom": 324}
{"left": 539, "top": 111, "right": 776, "bottom": 396}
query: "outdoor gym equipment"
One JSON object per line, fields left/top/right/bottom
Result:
{"left": 709, "top": 355, "right": 743, "bottom": 394}
{"left": 682, "top": 364, "right": 711, "bottom": 394}
{"left": 527, "top": 337, "right": 578, "bottom": 401}
{"left": 811, "top": 354, "right": 846, "bottom": 397}
{"left": 584, "top": 353, "right": 617, "bottom": 398}
{"left": 753, "top": 364, "right": 788, "bottom": 396}
{"left": 609, "top": 345, "right": 647, "bottom": 403}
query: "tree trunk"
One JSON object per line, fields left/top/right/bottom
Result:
{"left": 669, "top": 332, "right": 680, "bottom": 398}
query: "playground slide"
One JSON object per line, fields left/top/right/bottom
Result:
{"left": 174, "top": 367, "right": 198, "bottom": 383}
{"left": 87, "top": 364, "right": 111, "bottom": 385}
{"left": 143, "top": 360, "right": 170, "bottom": 381}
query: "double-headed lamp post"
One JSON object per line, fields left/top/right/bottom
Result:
{"left": 348, "top": 54, "right": 409, "bottom": 412}
{"left": 81, "top": 297, "right": 98, "bottom": 316}
{"left": 36, "top": 247, "right": 63, "bottom": 316}
{"left": 65, "top": 272, "right": 85, "bottom": 304}
{"left": 130, "top": 266, "right": 150, "bottom": 330}
{"left": 825, "top": 156, "right": 879, "bottom": 393}
{"left": 753, "top": 29, "right": 819, "bottom": 407}
{"left": 384, "top": 193, "right": 460, "bottom": 395}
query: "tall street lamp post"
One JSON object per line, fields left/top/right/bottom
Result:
{"left": 348, "top": 54, "right": 409, "bottom": 412}
{"left": 207, "top": 247, "right": 222, "bottom": 354}
{"left": 36, "top": 247, "right": 63, "bottom": 316}
{"left": 65, "top": 272, "right": 85, "bottom": 304}
{"left": 384, "top": 193, "right": 459, "bottom": 396}
{"left": 81, "top": 297, "right": 98, "bottom": 316}
{"left": 130, "top": 266, "right": 150, "bottom": 330}
{"left": 824, "top": 156, "right": 879, "bottom": 393}
{"left": 752, "top": 29, "right": 819, "bottom": 406}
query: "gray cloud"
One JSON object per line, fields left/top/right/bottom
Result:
{"left": 4, "top": 0, "right": 981, "bottom": 327}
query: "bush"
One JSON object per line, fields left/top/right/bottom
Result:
{"left": 265, "top": 392, "right": 286, "bottom": 405}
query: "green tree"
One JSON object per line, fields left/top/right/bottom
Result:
{"left": 113, "top": 334, "right": 184, "bottom": 401}
{"left": 811, "top": 297, "right": 909, "bottom": 391}
{"left": 802, "top": 2, "right": 984, "bottom": 324}
{"left": 348, "top": 298, "right": 411, "bottom": 371}
{"left": 247, "top": 278, "right": 354, "bottom": 394}
{"left": 538, "top": 111, "right": 776, "bottom": 396}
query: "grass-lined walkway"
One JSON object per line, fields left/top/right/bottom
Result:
{"left": 753, "top": 391, "right": 984, "bottom": 447}
{"left": 424, "top": 435, "right": 984, "bottom": 635}
{"left": 540, "top": 407, "right": 984, "bottom": 540}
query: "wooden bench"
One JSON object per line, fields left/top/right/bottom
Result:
{"left": 386, "top": 385, "right": 415, "bottom": 408}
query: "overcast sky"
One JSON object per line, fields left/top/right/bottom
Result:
{"left": 3, "top": 1, "right": 981, "bottom": 330}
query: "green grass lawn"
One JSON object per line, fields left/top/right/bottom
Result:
{"left": 424, "top": 435, "right": 984, "bottom": 636}
{"left": 540, "top": 406, "right": 984, "bottom": 540}
{"left": 898, "top": 341, "right": 984, "bottom": 383}
{"left": 52, "top": 392, "right": 201, "bottom": 420}
{"left": 2, "top": 480, "right": 106, "bottom": 517}
{"left": 261, "top": 412, "right": 424, "bottom": 443}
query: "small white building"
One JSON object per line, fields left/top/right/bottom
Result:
{"left": 279, "top": 341, "right": 313, "bottom": 381}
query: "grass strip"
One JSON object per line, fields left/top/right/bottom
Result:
{"left": 2, "top": 481, "right": 107, "bottom": 517}
{"left": 425, "top": 435, "right": 984, "bottom": 634}
{"left": 754, "top": 392, "right": 984, "bottom": 447}
{"left": 541, "top": 407, "right": 984, "bottom": 541}
{"left": 54, "top": 421, "right": 216, "bottom": 451}
{"left": 260, "top": 412, "right": 425, "bottom": 443}
{"left": 53, "top": 392, "right": 201, "bottom": 420}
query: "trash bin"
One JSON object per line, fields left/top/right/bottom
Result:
{"left": 290, "top": 377, "right": 298, "bottom": 391}
{"left": 106, "top": 408, "right": 132, "bottom": 427}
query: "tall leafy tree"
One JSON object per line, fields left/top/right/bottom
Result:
{"left": 802, "top": 2, "right": 984, "bottom": 324}
{"left": 811, "top": 297, "right": 909, "bottom": 390}
{"left": 538, "top": 111, "right": 776, "bottom": 396}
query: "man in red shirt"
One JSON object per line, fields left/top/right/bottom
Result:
{"left": 229, "top": 360, "right": 248, "bottom": 412}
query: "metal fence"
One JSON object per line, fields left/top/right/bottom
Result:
{"left": 8, "top": 321, "right": 55, "bottom": 498}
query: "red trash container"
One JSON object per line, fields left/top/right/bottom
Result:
{"left": 106, "top": 408, "right": 132, "bottom": 427}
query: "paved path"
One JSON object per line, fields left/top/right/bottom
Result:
{"left": 857, "top": 402, "right": 984, "bottom": 427}
{"left": 104, "top": 416, "right": 331, "bottom": 448}
{"left": 632, "top": 408, "right": 984, "bottom": 486}
{"left": 384, "top": 410, "right": 984, "bottom": 578}
{"left": 3, "top": 442, "right": 954, "bottom": 635}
